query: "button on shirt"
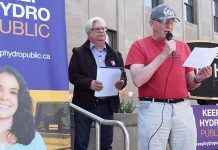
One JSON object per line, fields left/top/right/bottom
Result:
{"left": 90, "top": 43, "right": 107, "bottom": 67}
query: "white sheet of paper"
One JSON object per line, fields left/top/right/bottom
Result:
{"left": 95, "top": 67, "right": 122, "bottom": 97}
{"left": 183, "top": 47, "right": 218, "bottom": 68}
{"left": 0, "top": 144, "right": 5, "bottom": 150}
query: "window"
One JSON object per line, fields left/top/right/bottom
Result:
{"left": 145, "top": 0, "right": 159, "bottom": 8}
{"left": 184, "top": 0, "right": 195, "bottom": 23}
{"left": 214, "top": 0, "right": 218, "bottom": 32}
{"left": 106, "top": 29, "right": 117, "bottom": 50}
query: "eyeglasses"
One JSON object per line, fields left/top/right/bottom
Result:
{"left": 153, "top": 19, "right": 178, "bottom": 25}
{"left": 91, "top": 27, "right": 107, "bottom": 33}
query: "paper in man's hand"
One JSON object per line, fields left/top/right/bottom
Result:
{"left": 183, "top": 47, "right": 218, "bottom": 68}
{"left": 95, "top": 67, "right": 121, "bottom": 97}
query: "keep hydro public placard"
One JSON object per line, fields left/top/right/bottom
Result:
{"left": 193, "top": 105, "right": 218, "bottom": 150}
{"left": 0, "top": 0, "right": 70, "bottom": 149}
{"left": 0, "top": 0, "right": 69, "bottom": 91}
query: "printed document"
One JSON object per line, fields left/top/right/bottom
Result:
{"left": 95, "top": 67, "right": 121, "bottom": 97}
{"left": 0, "top": 144, "right": 5, "bottom": 150}
{"left": 183, "top": 47, "right": 218, "bottom": 68}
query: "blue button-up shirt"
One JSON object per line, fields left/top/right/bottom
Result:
{"left": 90, "top": 42, "right": 107, "bottom": 67}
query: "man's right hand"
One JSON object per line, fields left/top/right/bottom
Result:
{"left": 162, "top": 40, "right": 176, "bottom": 57}
{"left": 91, "top": 80, "right": 103, "bottom": 91}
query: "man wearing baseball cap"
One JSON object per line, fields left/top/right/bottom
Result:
{"left": 125, "top": 4, "right": 212, "bottom": 150}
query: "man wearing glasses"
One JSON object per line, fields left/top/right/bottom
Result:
{"left": 69, "top": 17, "right": 127, "bottom": 150}
{"left": 125, "top": 4, "right": 212, "bottom": 150}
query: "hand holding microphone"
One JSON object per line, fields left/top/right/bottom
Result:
{"left": 162, "top": 32, "right": 176, "bottom": 57}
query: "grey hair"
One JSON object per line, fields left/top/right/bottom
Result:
{"left": 85, "top": 16, "right": 106, "bottom": 35}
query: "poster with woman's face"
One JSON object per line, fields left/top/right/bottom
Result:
{"left": 0, "top": 0, "right": 70, "bottom": 149}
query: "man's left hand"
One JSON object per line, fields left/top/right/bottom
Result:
{"left": 195, "top": 66, "right": 212, "bottom": 82}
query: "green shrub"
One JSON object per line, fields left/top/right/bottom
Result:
{"left": 119, "top": 99, "right": 136, "bottom": 113}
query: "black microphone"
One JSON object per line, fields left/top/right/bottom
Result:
{"left": 166, "top": 32, "right": 174, "bottom": 56}
{"left": 166, "top": 32, "right": 173, "bottom": 41}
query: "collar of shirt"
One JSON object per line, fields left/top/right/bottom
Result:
{"left": 90, "top": 42, "right": 107, "bottom": 67}
{"left": 90, "top": 42, "right": 106, "bottom": 51}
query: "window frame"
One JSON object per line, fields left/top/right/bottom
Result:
{"left": 184, "top": 0, "right": 195, "bottom": 23}
{"left": 214, "top": 0, "right": 218, "bottom": 32}
{"left": 106, "top": 29, "right": 117, "bottom": 50}
{"left": 145, "top": 0, "right": 159, "bottom": 8}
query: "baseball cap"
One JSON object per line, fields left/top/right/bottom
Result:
{"left": 150, "top": 4, "right": 180, "bottom": 22}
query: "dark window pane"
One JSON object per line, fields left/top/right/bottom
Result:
{"left": 152, "top": 0, "right": 159, "bottom": 8}
{"left": 106, "top": 29, "right": 117, "bottom": 50}
{"left": 214, "top": 16, "right": 218, "bottom": 32}
{"left": 214, "top": 0, "right": 218, "bottom": 16}
{"left": 214, "top": 0, "right": 218, "bottom": 32}
{"left": 184, "top": 0, "right": 194, "bottom": 24}
{"left": 186, "top": 5, "right": 194, "bottom": 23}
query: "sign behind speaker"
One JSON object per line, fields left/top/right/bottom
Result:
{"left": 187, "top": 41, "right": 218, "bottom": 105}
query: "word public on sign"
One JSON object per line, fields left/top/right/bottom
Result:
{"left": 193, "top": 105, "right": 218, "bottom": 150}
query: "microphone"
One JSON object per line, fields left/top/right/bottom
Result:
{"left": 166, "top": 32, "right": 173, "bottom": 41}
{"left": 166, "top": 32, "right": 174, "bottom": 56}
